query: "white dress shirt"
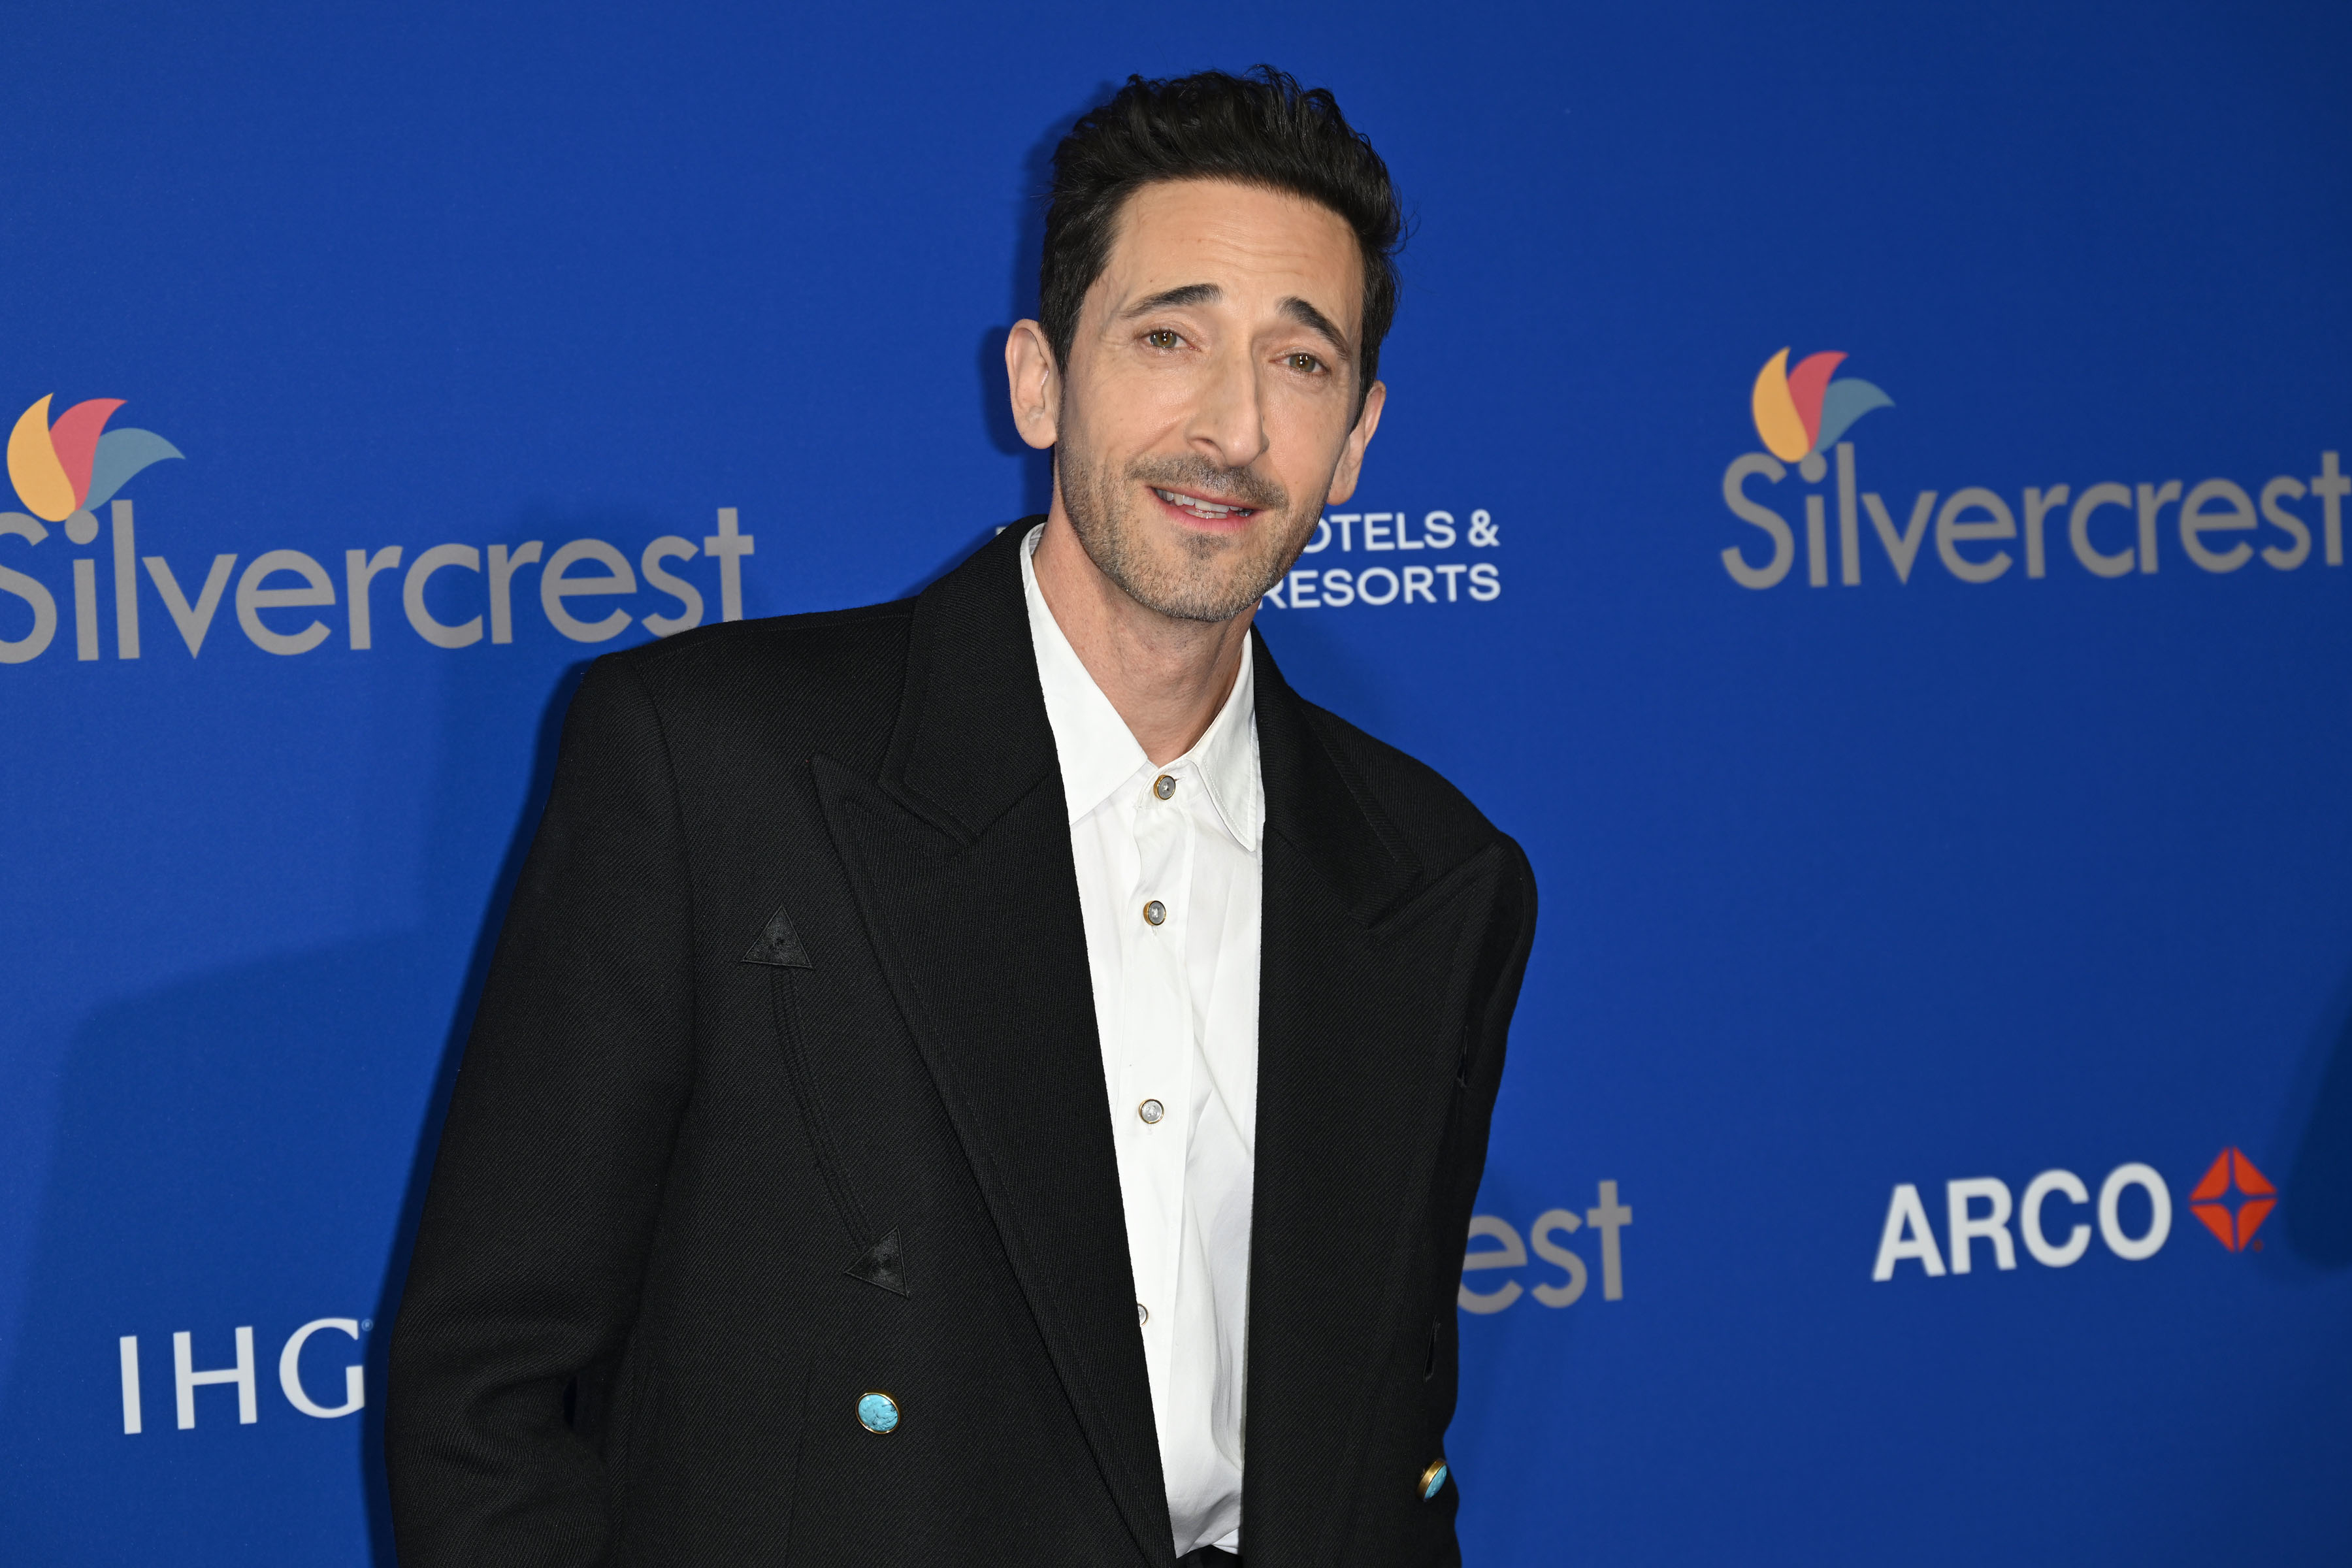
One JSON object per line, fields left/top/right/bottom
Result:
{"left": 1020, "top": 525, "right": 1260, "bottom": 1558}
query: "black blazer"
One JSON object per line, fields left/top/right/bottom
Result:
{"left": 387, "top": 522, "right": 1537, "bottom": 1568}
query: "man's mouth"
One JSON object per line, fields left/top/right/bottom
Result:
{"left": 1151, "top": 486, "right": 1257, "bottom": 521}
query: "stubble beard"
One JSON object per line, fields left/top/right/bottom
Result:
{"left": 1057, "top": 446, "right": 1307, "bottom": 624}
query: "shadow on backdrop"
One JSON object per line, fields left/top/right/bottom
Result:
{"left": 2283, "top": 961, "right": 2352, "bottom": 1270}
{"left": 357, "top": 649, "right": 592, "bottom": 1565}
{"left": 0, "top": 625, "right": 591, "bottom": 1566}
{"left": 971, "top": 83, "right": 1122, "bottom": 525}
{"left": 977, "top": 322, "right": 1053, "bottom": 520}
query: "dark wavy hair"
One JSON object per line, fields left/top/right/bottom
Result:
{"left": 1039, "top": 66, "right": 1405, "bottom": 406}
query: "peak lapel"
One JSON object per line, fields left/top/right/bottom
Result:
{"left": 816, "top": 524, "right": 1173, "bottom": 1566}
{"left": 882, "top": 523, "right": 1064, "bottom": 841}
{"left": 1243, "top": 639, "right": 1503, "bottom": 1566}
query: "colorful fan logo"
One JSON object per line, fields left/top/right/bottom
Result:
{"left": 7, "top": 395, "right": 182, "bottom": 527}
{"left": 1750, "top": 350, "right": 1893, "bottom": 466}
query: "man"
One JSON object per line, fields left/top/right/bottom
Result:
{"left": 388, "top": 67, "right": 1534, "bottom": 1568}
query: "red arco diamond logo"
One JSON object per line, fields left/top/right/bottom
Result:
{"left": 2187, "top": 1147, "right": 2276, "bottom": 1251}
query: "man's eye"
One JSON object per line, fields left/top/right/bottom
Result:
{"left": 1287, "top": 352, "right": 1325, "bottom": 374}
{"left": 1145, "top": 329, "right": 1183, "bottom": 350}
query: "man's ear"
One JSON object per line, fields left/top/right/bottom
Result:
{"left": 1323, "top": 379, "right": 1388, "bottom": 506}
{"left": 1005, "top": 319, "right": 1061, "bottom": 451}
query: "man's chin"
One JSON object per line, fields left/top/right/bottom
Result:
{"left": 1113, "top": 546, "right": 1286, "bottom": 624}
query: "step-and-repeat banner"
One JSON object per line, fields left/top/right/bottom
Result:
{"left": 5, "top": 4, "right": 2347, "bottom": 1563}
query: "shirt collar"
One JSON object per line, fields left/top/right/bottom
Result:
{"left": 1021, "top": 524, "right": 1262, "bottom": 850}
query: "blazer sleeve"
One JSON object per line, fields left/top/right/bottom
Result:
{"left": 1424, "top": 832, "right": 1537, "bottom": 1461}
{"left": 1452, "top": 833, "right": 1537, "bottom": 1213}
{"left": 387, "top": 655, "right": 698, "bottom": 1567}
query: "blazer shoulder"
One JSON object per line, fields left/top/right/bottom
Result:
{"left": 1295, "top": 696, "right": 1527, "bottom": 883}
{"left": 604, "top": 595, "right": 915, "bottom": 678}
{"left": 583, "top": 597, "right": 917, "bottom": 761}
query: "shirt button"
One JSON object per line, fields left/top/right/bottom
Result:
{"left": 1153, "top": 774, "right": 1177, "bottom": 800}
{"left": 1142, "top": 900, "right": 1166, "bottom": 926}
{"left": 1137, "top": 1098, "right": 1165, "bottom": 1124}
{"left": 1137, "top": 1301, "right": 1150, "bottom": 1326}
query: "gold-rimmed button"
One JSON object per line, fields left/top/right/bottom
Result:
{"left": 1153, "top": 774, "right": 1177, "bottom": 800}
{"left": 1143, "top": 900, "right": 1166, "bottom": 926}
{"left": 1137, "top": 1098, "right": 1165, "bottom": 1125}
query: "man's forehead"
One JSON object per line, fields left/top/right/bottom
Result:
{"left": 1096, "top": 179, "right": 1362, "bottom": 325}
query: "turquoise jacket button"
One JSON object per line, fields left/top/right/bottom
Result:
{"left": 858, "top": 1392, "right": 900, "bottom": 1433}
{"left": 1419, "top": 1458, "right": 1449, "bottom": 1500}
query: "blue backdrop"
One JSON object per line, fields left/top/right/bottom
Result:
{"left": 4, "top": 3, "right": 2349, "bottom": 1563}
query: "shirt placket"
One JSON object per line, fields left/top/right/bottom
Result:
{"left": 1120, "top": 765, "right": 1194, "bottom": 1396}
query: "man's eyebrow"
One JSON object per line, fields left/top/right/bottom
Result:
{"left": 1281, "top": 296, "right": 1353, "bottom": 361}
{"left": 1122, "top": 283, "right": 1221, "bottom": 316}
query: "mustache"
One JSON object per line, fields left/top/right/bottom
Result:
{"left": 1126, "top": 454, "right": 1289, "bottom": 514}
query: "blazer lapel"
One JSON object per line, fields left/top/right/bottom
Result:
{"left": 1243, "top": 636, "right": 1505, "bottom": 1567}
{"left": 815, "top": 525, "right": 1173, "bottom": 1567}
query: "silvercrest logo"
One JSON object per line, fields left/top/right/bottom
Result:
{"left": 1718, "top": 351, "right": 2349, "bottom": 591}
{"left": 0, "top": 391, "right": 757, "bottom": 664}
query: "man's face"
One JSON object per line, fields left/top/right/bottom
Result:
{"left": 1046, "top": 178, "right": 1384, "bottom": 623}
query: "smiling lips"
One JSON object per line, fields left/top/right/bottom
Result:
{"left": 1152, "top": 485, "right": 1256, "bottom": 521}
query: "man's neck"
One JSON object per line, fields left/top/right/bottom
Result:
{"left": 1029, "top": 509, "right": 1254, "bottom": 766}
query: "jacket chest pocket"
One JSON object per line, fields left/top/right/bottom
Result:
{"left": 745, "top": 900, "right": 913, "bottom": 1300}
{"left": 765, "top": 966, "right": 875, "bottom": 1252}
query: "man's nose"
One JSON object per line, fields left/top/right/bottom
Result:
{"left": 1184, "top": 342, "right": 1269, "bottom": 470}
